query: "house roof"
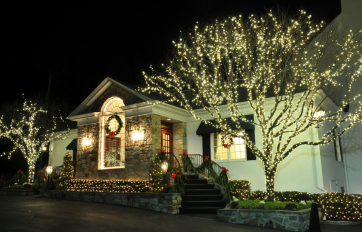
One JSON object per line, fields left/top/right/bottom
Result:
{"left": 67, "top": 77, "right": 156, "bottom": 118}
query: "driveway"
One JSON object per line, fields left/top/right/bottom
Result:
{"left": 0, "top": 195, "right": 361, "bottom": 232}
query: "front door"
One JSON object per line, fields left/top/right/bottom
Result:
{"left": 161, "top": 123, "right": 173, "bottom": 153}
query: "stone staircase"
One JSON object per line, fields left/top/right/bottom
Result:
{"left": 179, "top": 174, "right": 226, "bottom": 214}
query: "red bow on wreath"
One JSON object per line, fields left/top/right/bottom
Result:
{"left": 110, "top": 131, "right": 115, "bottom": 137}
{"left": 223, "top": 143, "right": 230, "bottom": 148}
{"left": 204, "top": 156, "right": 210, "bottom": 161}
{"left": 17, "top": 170, "right": 21, "bottom": 173}
{"left": 182, "top": 152, "right": 188, "bottom": 155}
{"left": 221, "top": 166, "right": 229, "bottom": 172}
{"left": 159, "top": 150, "right": 166, "bottom": 153}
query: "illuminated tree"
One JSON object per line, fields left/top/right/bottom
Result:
{"left": 141, "top": 10, "right": 362, "bottom": 200}
{"left": 58, "top": 152, "right": 74, "bottom": 189}
{"left": 0, "top": 94, "right": 70, "bottom": 183}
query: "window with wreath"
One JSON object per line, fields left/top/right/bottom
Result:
{"left": 100, "top": 98, "right": 126, "bottom": 169}
{"left": 212, "top": 132, "right": 246, "bottom": 161}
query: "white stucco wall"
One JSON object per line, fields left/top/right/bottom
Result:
{"left": 186, "top": 101, "right": 326, "bottom": 194}
{"left": 49, "top": 129, "right": 78, "bottom": 167}
{"left": 318, "top": 120, "right": 347, "bottom": 193}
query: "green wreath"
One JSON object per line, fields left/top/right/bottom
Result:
{"left": 105, "top": 114, "right": 123, "bottom": 136}
{"left": 221, "top": 133, "right": 234, "bottom": 148}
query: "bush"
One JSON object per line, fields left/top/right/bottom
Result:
{"left": 237, "top": 200, "right": 310, "bottom": 211}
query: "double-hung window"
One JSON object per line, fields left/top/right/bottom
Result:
{"left": 211, "top": 132, "right": 247, "bottom": 161}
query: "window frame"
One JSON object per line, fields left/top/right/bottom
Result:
{"left": 210, "top": 132, "right": 247, "bottom": 162}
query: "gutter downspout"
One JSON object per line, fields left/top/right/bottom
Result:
{"left": 310, "top": 128, "right": 327, "bottom": 193}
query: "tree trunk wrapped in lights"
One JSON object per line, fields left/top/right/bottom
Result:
{"left": 0, "top": 94, "right": 70, "bottom": 183}
{"left": 140, "top": 9, "right": 362, "bottom": 200}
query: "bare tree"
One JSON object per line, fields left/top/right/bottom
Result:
{"left": 140, "top": 10, "right": 362, "bottom": 200}
{"left": 0, "top": 94, "right": 70, "bottom": 183}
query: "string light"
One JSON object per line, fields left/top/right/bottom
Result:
{"left": 139, "top": 10, "right": 362, "bottom": 199}
{"left": 0, "top": 94, "right": 70, "bottom": 183}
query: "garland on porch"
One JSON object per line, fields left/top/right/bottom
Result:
{"left": 168, "top": 168, "right": 188, "bottom": 195}
{"left": 105, "top": 113, "right": 122, "bottom": 136}
{"left": 181, "top": 153, "right": 234, "bottom": 204}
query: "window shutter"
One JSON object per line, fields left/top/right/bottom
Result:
{"left": 202, "top": 134, "right": 211, "bottom": 160}
{"left": 246, "top": 129, "right": 256, "bottom": 160}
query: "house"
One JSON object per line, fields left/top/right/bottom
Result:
{"left": 49, "top": 0, "right": 362, "bottom": 195}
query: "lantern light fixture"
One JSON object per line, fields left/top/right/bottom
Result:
{"left": 46, "top": 166, "right": 53, "bottom": 175}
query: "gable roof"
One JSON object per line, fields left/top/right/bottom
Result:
{"left": 67, "top": 77, "right": 155, "bottom": 118}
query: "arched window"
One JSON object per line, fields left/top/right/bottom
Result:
{"left": 100, "top": 97, "right": 125, "bottom": 169}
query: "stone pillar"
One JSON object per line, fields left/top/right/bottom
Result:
{"left": 76, "top": 123, "right": 99, "bottom": 179}
{"left": 152, "top": 114, "right": 161, "bottom": 157}
{"left": 173, "top": 122, "right": 187, "bottom": 166}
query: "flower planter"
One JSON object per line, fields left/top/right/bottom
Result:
{"left": 0, "top": 189, "right": 39, "bottom": 196}
{"left": 217, "top": 208, "right": 323, "bottom": 232}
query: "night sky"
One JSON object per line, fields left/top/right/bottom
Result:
{"left": 0, "top": 0, "right": 341, "bottom": 116}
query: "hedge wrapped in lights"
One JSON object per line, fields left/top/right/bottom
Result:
{"left": 64, "top": 179, "right": 151, "bottom": 193}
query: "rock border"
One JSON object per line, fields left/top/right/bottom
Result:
{"left": 323, "top": 220, "right": 361, "bottom": 225}
{"left": 217, "top": 208, "right": 319, "bottom": 232}
{"left": 39, "top": 190, "right": 182, "bottom": 214}
{"left": 0, "top": 189, "right": 39, "bottom": 196}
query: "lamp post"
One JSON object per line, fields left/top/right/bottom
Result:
{"left": 161, "top": 161, "right": 168, "bottom": 193}
{"left": 46, "top": 166, "right": 53, "bottom": 190}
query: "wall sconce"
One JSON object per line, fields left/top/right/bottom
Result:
{"left": 82, "top": 138, "right": 91, "bottom": 146}
{"left": 132, "top": 130, "right": 144, "bottom": 141}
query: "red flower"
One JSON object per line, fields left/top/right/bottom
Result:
{"left": 182, "top": 152, "right": 188, "bottom": 155}
{"left": 1, "top": 175, "right": 3, "bottom": 179}
{"left": 159, "top": 150, "right": 166, "bottom": 153}
{"left": 223, "top": 143, "right": 230, "bottom": 148}
{"left": 73, "top": 162, "right": 76, "bottom": 167}
{"left": 44, "top": 173, "right": 48, "bottom": 179}
{"left": 171, "top": 173, "right": 177, "bottom": 179}
{"left": 17, "top": 170, "right": 21, "bottom": 173}
{"left": 37, "top": 170, "right": 42, "bottom": 174}
{"left": 221, "top": 167, "right": 229, "bottom": 172}
{"left": 204, "top": 156, "right": 210, "bottom": 161}
{"left": 110, "top": 131, "right": 115, "bottom": 137}
{"left": 176, "top": 170, "right": 180, "bottom": 173}
{"left": 27, "top": 171, "right": 29, "bottom": 174}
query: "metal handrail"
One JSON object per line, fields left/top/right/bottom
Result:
{"left": 163, "top": 152, "right": 181, "bottom": 170}
{"left": 185, "top": 154, "right": 227, "bottom": 183}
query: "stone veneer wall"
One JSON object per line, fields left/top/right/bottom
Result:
{"left": 76, "top": 114, "right": 161, "bottom": 181}
{"left": 82, "top": 83, "right": 144, "bottom": 114}
{"left": 76, "top": 124, "right": 99, "bottom": 178}
{"left": 173, "top": 122, "right": 186, "bottom": 166}
{"left": 40, "top": 190, "right": 182, "bottom": 214}
{"left": 217, "top": 208, "right": 316, "bottom": 232}
{"left": 152, "top": 115, "right": 161, "bottom": 155}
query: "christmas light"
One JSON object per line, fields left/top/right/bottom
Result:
{"left": 139, "top": 9, "right": 362, "bottom": 200}
{"left": 0, "top": 94, "right": 70, "bottom": 183}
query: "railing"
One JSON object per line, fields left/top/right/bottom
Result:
{"left": 163, "top": 152, "right": 181, "bottom": 170}
{"left": 185, "top": 154, "right": 227, "bottom": 183}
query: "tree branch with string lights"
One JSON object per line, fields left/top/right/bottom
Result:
{"left": 0, "top": 94, "right": 70, "bottom": 183}
{"left": 140, "top": 9, "right": 362, "bottom": 201}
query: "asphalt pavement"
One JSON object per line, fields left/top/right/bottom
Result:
{"left": 0, "top": 195, "right": 361, "bottom": 232}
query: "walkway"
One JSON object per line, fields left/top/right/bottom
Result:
{"left": 0, "top": 195, "right": 361, "bottom": 232}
